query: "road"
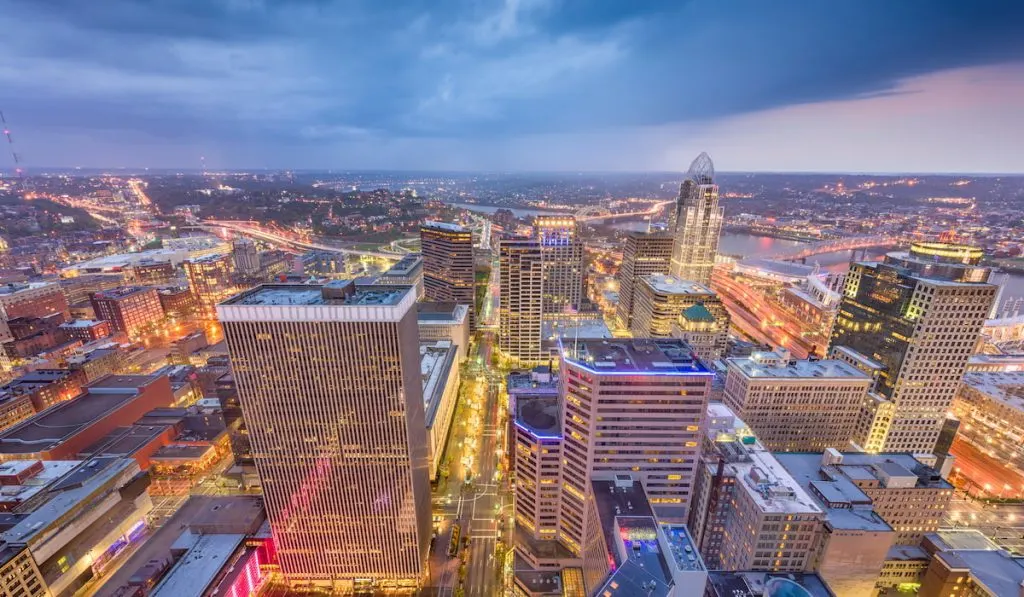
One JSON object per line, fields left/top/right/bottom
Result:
{"left": 201, "top": 220, "right": 402, "bottom": 259}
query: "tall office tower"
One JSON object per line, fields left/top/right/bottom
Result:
{"left": 420, "top": 222, "right": 475, "bottom": 330}
{"left": 556, "top": 339, "right": 712, "bottom": 554}
{"left": 669, "top": 152, "right": 724, "bottom": 285}
{"left": 499, "top": 238, "right": 544, "bottom": 366}
{"left": 830, "top": 242, "right": 997, "bottom": 453}
{"left": 614, "top": 233, "right": 673, "bottom": 331}
{"left": 232, "top": 237, "right": 261, "bottom": 276}
{"left": 723, "top": 351, "right": 872, "bottom": 452}
{"left": 218, "top": 282, "right": 430, "bottom": 591}
{"left": 534, "top": 216, "right": 583, "bottom": 315}
{"left": 630, "top": 274, "right": 730, "bottom": 362}
{"left": 184, "top": 253, "right": 237, "bottom": 318}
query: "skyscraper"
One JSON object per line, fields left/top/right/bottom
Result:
{"left": 534, "top": 216, "right": 583, "bottom": 315}
{"left": 218, "top": 282, "right": 430, "bottom": 591}
{"left": 669, "top": 152, "right": 724, "bottom": 285}
{"left": 614, "top": 232, "right": 673, "bottom": 331}
{"left": 830, "top": 242, "right": 997, "bottom": 453}
{"left": 499, "top": 238, "right": 544, "bottom": 365}
{"left": 552, "top": 339, "right": 712, "bottom": 553}
{"left": 420, "top": 222, "right": 475, "bottom": 329}
{"left": 232, "top": 237, "right": 260, "bottom": 276}
{"left": 629, "top": 274, "right": 730, "bottom": 363}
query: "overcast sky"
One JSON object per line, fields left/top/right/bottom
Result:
{"left": 2, "top": 0, "right": 1023, "bottom": 172}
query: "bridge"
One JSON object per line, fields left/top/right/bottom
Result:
{"left": 574, "top": 200, "right": 674, "bottom": 223}
{"left": 770, "top": 235, "right": 905, "bottom": 261}
{"left": 200, "top": 220, "right": 401, "bottom": 259}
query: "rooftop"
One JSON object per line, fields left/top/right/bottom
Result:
{"left": 562, "top": 339, "right": 711, "bottom": 375}
{"left": 151, "top": 532, "right": 246, "bottom": 597}
{"left": 934, "top": 550, "right": 1024, "bottom": 597}
{"left": 92, "top": 286, "right": 157, "bottom": 301}
{"left": 961, "top": 370, "right": 1024, "bottom": 414}
{"left": 515, "top": 395, "right": 560, "bottom": 438}
{"left": 706, "top": 572, "right": 835, "bottom": 597}
{"left": 417, "top": 302, "right": 469, "bottom": 324}
{"left": 643, "top": 274, "right": 715, "bottom": 296}
{"left": 0, "top": 375, "right": 164, "bottom": 453}
{"left": 421, "top": 341, "right": 457, "bottom": 428}
{"left": 0, "top": 281, "right": 58, "bottom": 296}
{"left": 729, "top": 354, "right": 872, "bottom": 381}
{"left": 422, "top": 221, "right": 468, "bottom": 233}
{"left": 224, "top": 282, "right": 411, "bottom": 308}
{"left": 542, "top": 318, "right": 611, "bottom": 342}
{"left": 59, "top": 319, "right": 106, "bottom": 329}
{"left": 967, "top": 354, "right": 1024, "bottom": 372}
{"left": 383, "top": 254, "right": 422, "bottom": 275}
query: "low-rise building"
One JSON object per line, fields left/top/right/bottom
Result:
{"left": 379, "top": 254, "right": 424, "bottom": 299}
{"left": 919, "top": 530, "right": 1024, "bottom": 597}
{"left": 421, "top": 341, "right": 459, "bottom": 481}
{"left": 57, "top": 319, "right": 111, "bottom": 343}
{"left": 0, "top": 369, "right": 86, "bottom": 413}
{"left": 0, "top": 374, "right": 175, "bottom": 461}
{"left": 704, "top": 571, "right": 836, "bottom": 597}
{"left": 417, "top": 302, "right": 470, "bottom": 363}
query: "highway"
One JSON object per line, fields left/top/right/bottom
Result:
{"left": 201, "top": 219, "right": 402, "bottom": 259}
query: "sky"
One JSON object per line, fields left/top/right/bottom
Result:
{"left": 1, "top": 0, "right": 1023, "bottom": 173}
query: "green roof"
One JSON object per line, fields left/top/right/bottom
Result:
{"left": 681, "top": 302, "right": 716, "bottom": 323}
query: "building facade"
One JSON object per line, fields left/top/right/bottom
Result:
{"left": 614, "top": 233, "right": 673, "bottom": 332}
{"left": 379, "top": 254, "right": 424, "bottom": 300}
{"left": 534, "top": 216, "right": 584, "bottom": 316}
{"left": 669, "top": 153, "right": 724, "bottom": 286}
{"left": 499, "top": 238, "right": 544, "bottom": 366}
{"left": 184, "top": 254, "right": 237, "bottom": 318}
{"left": 90, "top": 286, "right": 164, "bottom": 338}
{"left": 420, "top": 222, "right": 475, "bottom": 330}
{"left": 830, "top": 242, "right": 997, "bottom": 453}
{"left": 723, "top": 352, "right": 873, "bottom": 452}
{"left": 218, "top": 282, "right": 430, "bottom": 591}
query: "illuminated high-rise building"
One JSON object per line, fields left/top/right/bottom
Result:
{"left": 184, "top": 253, "right": 237, "bottom": 318}
{"left": 614, "top": 233, "right": 673, "bottom": 331}
{"left": 830, "top": 242, "right": 997, "bottom": 453}
{"left": 630, "top": 274, "right": 730, "bottom": 362}
{"left": 534, "top": 216, "right": 583, "bottom": 315}
{"left": 669, "top": 152, "right": 724, "bottom": 285}
{"left": 499, "top": 238, "right": 544, "bottom": 365}
{"left": 420, "top": 222, "right": 475, "bottom": 329}
{"left": 218, "top": 282, "right": 430, "bottom": 591}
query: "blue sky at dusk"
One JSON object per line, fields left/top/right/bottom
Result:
{"left": 2, "top": 0, "right": 1023, "bottom": 172}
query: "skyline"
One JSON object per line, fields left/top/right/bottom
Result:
{"left": 0, "top": 0, "right": 1021, "bottom": 173}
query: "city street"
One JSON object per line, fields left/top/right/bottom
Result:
{"left": 427, "top": 328, "right": 511, "bottom": 597}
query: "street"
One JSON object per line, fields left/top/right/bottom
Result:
{"left": 426, "top": 327, "right": 511, "bottom": 597}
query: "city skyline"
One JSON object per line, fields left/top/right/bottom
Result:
{"left": 0, "top": 1, "right": 1021, "bottom": 172}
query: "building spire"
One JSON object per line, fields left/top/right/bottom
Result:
{"left": 687, "top": 152, "right": 715, "bottom": 184}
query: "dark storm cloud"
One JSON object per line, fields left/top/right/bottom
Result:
{"left": 0, "top": 0, "right": 1021, "bottom": 167}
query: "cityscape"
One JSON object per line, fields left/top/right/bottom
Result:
{"left": 1, "top": 2, "right": 1024, "bottom": 597}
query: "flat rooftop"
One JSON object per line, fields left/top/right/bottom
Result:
{"left": 542, "top": 318, "right": 611, "bottom": 341}
{"left": 421, "top": 341, "right": 457, "bottom": 428}
{"left": 934, "top": 550, "right": 1024, "bottom": 597}
{"left": 0, "top": 376, "right": 158, "bottom": 453}
{"left": 59, "top": 319, "right": 106, "bottom": 329}
{"left": 151, "top": 532, "right": 246, "bottom": 597}
{"left": 92, "top": 286, "right": 156, "bottom": 301}
{"left": 706, "top": 572, "right": 835, "bottom": 597}
{"left": 417, "top": 302, "right": 469, "bottom": 323}
{"left": 384, "top": 254, "right": 422, "bottom": 275}
{"left": 222, "top": 282, "right": 411, "bottom": 307}
{"left": 515, "top": 395, "right": 560, "bottom": 437}
{"left": 774, "top": 454, "right": 892, "bottom": 533}
{"left": 961, "top": 371, "right": 1024, "bottom": 414}
{"left": 0, "top": 281, "right": 58, "bottom": 296}
{"left": 643, "top": 274, "right": 715, "bottom": 296}
{"left": 422, "top": 221, "right": 468, "bottom": 233}
{"left": 562, "top": 339, "right": 711, "bottom": 375}
{"left": 729, "top": 355, "right": 871, "bottom": 381}
{"left": 660, "top": 524, "right": 705, "bottom": 573}
{"left": 832, "top": 345, "right": 885, "bottom": 372}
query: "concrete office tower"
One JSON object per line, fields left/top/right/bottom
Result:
{"left": 689, "top": 404, "right": 824, "bottom": 573}
{"left": 669, "top": 152, "right": 724, "bottom": 285}
{"left": 723, "top": 351, "right": 873, "bottom": 452}
{"left": 614, "top": 233, "right": 673, "bottom": 331}
{"left": 420, "top": 222, "right": 475, "bottom": 330}
{"left": 830, "top": 242, "right": 997, "bottom": 453}
{"left": 534, "top": 216, "right": 584, "bottom": 315}
{"left": 232, "top": 237, "right": 260, "bottom": 276}
{"left": 218, "top": 282, "right": 430, "bottom": 592}
{"left": 557, "top": 339, "right": 713, "bottom": 555}
{"left": 184, "top": 253, "right": 237, "bottom": 318}
{"left": 499, "top": 238, "right": 545, "bottom": 366}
